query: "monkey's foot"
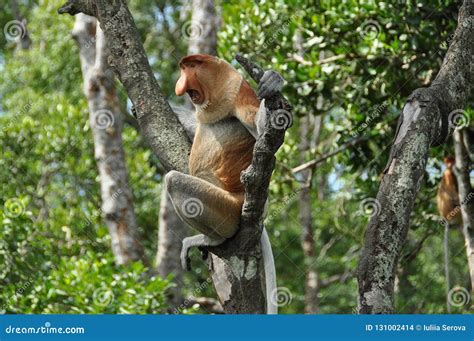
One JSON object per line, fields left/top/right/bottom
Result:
{"left": 181, "top": 235, "right": 226, "bottom": 271}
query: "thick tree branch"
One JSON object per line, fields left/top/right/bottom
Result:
{"left": 59, "top": 0, "right": 191, "bottom": 173}
{"left": 357, "top": 0, "right": 474, "bottom": 314}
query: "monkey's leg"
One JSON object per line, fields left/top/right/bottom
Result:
{"left": 164, "top": 170, "right": 243, "bottom": 239}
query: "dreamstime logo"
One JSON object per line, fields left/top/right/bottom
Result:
{"left": 270, "top": 109, "right": 292, "bottom": 130}
{"left": 93, "top": 109, "right": 114, "bottom": 130}
{"left": 448, "top": 286, "right": 470, "bottom": 307}
{"left": 351, "top": 102, "right": 387, "bottom": 138}
{"left": 270, "top": 286, "right": 292, "bottom": 307}
{"left": 359, "top": 20, "right": 381, "bottom": 40}
{"left": 266, "top": 189, "right": 301, "bottom": 223}
{"left": 448, "top": 109, "right": 470, "bottom": 130}
{"left": 92, "top": 287, "right": 114, "bottom": 307}
{"left": 4, "top": 20, "right": 26, "bottom": 42}
{"left": 358, "top": 198, "right": 381, "bottom": 218}
{"left": 182, "top": 198, "right": 204, "bottom": 218}
{"left": 181, "top": 21, "right": 203, "bottom": 41}
{"left": 262, "top": 14, "right": 298, "bottom": 49}
{"left": 4, "top": 198, "right": 25, "bottom": 218}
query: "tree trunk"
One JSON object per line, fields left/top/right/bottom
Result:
{"left": 298, "top": 114, "right": 319, "bottom": 314}
{"left": 453, "top": 128, "right": 474, "bottom": 291}
{"left": 10, "top": 0, "right": 31, "bottom": 50}
{"left": 156, "top": 189, "right": 187, "bottom": 307}
{"left": 72, "top": 14, "right": 144, "bottom": 265}
{"left": 357, "top": 0, "right": 474, "bottom": 314}
{"left": 444, "top": 224, "right": 452, "bottom": 313}
{"left": 187, "top": 0, "right": 219, "bottom": 56}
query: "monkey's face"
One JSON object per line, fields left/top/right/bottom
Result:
{"left": 176, "top": 62, "right": 206, "bottom": 105}
{"left": 175, "top": 54, "right": 232, "bottom": 107}
{"left": 443, "top": 156, "right": 455, "bottom": 168}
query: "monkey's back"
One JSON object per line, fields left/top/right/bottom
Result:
{"left": 189, "top": 117, "right": 255, "bottom": 195}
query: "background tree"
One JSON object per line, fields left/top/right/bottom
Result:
{"left": 73, "top": 13, "right": 144, "bottom": 265}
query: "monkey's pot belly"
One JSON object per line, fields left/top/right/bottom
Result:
{"left": 189, "top": 118, "right": 255, "bottom": 196}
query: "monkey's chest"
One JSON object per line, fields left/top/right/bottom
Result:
{"left": 189, "top": 119, "right": 255, "bottom": 193}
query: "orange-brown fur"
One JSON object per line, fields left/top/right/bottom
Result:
{"left": 437, "top": 156, "right": 461, "bottom": 224}
{"left": 215, "top": 135, "right": 255, "bottom": 193}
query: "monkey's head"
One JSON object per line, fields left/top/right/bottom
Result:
{"left": 443, "top": 156, "right": 455, "bottom": 168}
{"left": 175, "top": 54, "right": 243, "bottom": 122}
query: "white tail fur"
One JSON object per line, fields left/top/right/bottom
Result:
{"left": 261, "top": 228, "right": 277, "bottom": 314}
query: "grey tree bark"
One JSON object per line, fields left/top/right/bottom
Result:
{"left": 453, "top": 129, "right": 474, "bottom": 291}
{"left": 59, "top": 0, "right": 290, "bottom": 314}
{"left": 187, "top": 0, "right": 219, "bottom": 56}
{"left": 72, "top": 14, "right": 144, "bottom": 265}
{"left": 156, "top": 189, "right": 187, "bottom": 307}
{"left": 357, "top": 0, "right": 474, "bottom": 314}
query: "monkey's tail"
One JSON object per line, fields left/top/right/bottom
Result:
{"left": 261, "top": 227, "right": 278, "bottom": 314}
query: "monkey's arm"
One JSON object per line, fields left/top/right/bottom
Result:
{"left": 234, "top": 70, "right": 284, "bottom": 138}
{"left": 170, "top": 104, "right": 196, "bottom": 141}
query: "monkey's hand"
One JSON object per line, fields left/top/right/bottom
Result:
{"left": 181, "top": 234, "right": 226, "bottom": 271}
{"left": 254, "top": 71, "right": 286, "bottom": 136}
{"left": 258, "top": 70, "right": 284, "bottom": 99}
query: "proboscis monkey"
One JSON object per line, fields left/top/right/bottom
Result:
{"left": 165, "top": 54, "right": 283, "bottom": 314}
{"left": 437, "top": 156, "right": 462, "bottom": 225}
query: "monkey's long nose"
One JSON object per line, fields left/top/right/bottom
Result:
{"left": 175, "top": 75, "right": 187, "bottom": 96}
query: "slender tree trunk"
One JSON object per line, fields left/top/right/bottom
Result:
{"left": 444, "top": 224, "right": 452, "bottom": 313}
{"left": 299, "top": 116, "right": 319, "bottom": 314}
{"left": 294, "top": 29, "right": 323, "bottom": 313}
{"left": 187, "top": 0, "right": 219, "bottom": 56}
{"left": 10, "top": 0, "right": 31, "bottom": 50}
{"left": 453, "top": 129, "right": 474, "bottom": 291}
{"left": 357, "top": 0, "right": 474, "bottom": 314}
{"left": 72, "top": 14, "right": 144, "bottom": 265}
{"left": 156, "top": 189, "right": 187, "bottom": 307}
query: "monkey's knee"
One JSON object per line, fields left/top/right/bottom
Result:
{"left": 164, "top": 170, "right": 179, "bottom": 190}
{"left": 164, "top": 170, "right": 187, "bottom": 202}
